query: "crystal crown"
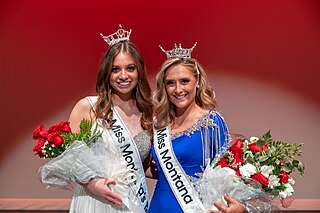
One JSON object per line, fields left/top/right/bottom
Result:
{"left": 159, "top": 42, "right": 197, "bottom": 59}
{"left": 100, "top": 24, "right": 131, "bottom": 46}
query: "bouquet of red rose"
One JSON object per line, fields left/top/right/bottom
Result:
{"left": 32, "top": 120, "right": 101, "bottom": 159}
{"left": 217, "top": 131, "right": 304, "bottom": 199}
{"left": 32, "top": 119, "right": 143, "bottom": 212}
{"left": 32, "top": 120, "right": 138, "bottom": 190}
{"left": 197, "top": 131, "right": 304, "bottom": 212}
{"left": 32, "top": 119, "right": 107, "bottom": 189}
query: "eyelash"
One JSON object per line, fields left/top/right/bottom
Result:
{"left": 166, "top": 81, "right": 175, "bottom": 86}
{"left": 111, "top": 67, "right": 120, "bottom": 72}
{"left": 111, "top": 65, "right": 136, "bottom": 73}
{"left": 165, "top": 79, "right": 190, "bottom": 86}
{"left": 181, "top": 79, "right": 190, "bottom": 84}
{"left": 127, "top": 65, "right": 136, "bottom": 72}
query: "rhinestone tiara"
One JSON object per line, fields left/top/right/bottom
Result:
{"left": 159, "top": 42, "right": 197, "bottom": 59}
{"left": 100, "top": 24, "right": 131, "bottom": 46}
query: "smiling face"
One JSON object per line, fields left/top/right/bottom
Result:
{"left": 164, "top": 63, "right": 198, "bottom": 113}
{"left": 109, "top": 51, "right": 138, "bottom": 99}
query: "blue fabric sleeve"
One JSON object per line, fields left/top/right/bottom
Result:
{"left": 210, "top": 111, "right": 230, "bottom": 163}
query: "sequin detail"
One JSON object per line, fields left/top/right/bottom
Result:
{"left": 171, "top": 111, "right": 217, "bottom": 140}
{"left": 134, "top": 130, "right": 151, "bottom": 162}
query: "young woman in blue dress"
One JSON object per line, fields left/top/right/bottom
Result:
{"left": 148, "top": 43, "right": 246, "bottom": 213}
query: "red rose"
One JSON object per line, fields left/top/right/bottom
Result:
{"left": 236, "top": 170, "right": 241, "bottom": 176}
{"left": 230, "top": 139, "right": 243, "bottom": 150}
{"left": 217, "top": 158, "right": 228, "bottom": 167}
{"left": 47, "top": 134, "right": 64, "bottom": 147}
{"left": 248, "top": 142, "right": 267, "bottom": 152}
{"left": 58, "top": 121, "right": 71, "bottom": 133}
{"left": 233, "top": 155, "right": 245, "bottom": 164}
{"left": 48, "top": 124, "right": 60, "bottom": 135}
{"left": 230, "top": 139, "right": 244, "bottom": 158}
{"left": 33, "top": 125, "right": 48, "bottom": 139}
{"left": 48, "top": 121, "right": 71, "bottom": 134}
{"left": 33, "top": 138, "right": 46, "bottom": 157}
{"left": 252, "top": 172, "right": 269, "bottom": 187}
{"left": 278, "top": 171, "right": 289, "bottom": 183}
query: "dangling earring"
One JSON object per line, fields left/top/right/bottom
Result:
{"left": 195, "top": 62, "right": 200, "bottom": 89}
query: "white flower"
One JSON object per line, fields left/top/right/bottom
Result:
{"left": 239, "top": 163, "right": 257, "bottom": 178}
{"left": 260, "top": 165, "right": 274, "bottom": 178}
{"left": 288, "top": 178, "right": 295, "bottom": 185}
{"left": 249, "top": 136, "right": 259, "bottom": 143}
{"left": 279, "top": 183, "right": 294, "bottom": 198}
{"left": 222, "top": 167, "right": 236, "bottom": 175}
{"left": 268, "top": 175, "right": 280, "bottom": 188}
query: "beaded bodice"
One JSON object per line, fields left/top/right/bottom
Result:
{"left": 134, "top": 130, "right": 151, "bottom": 162}
{"left": 171, "top": 111, "right": 218, "bottom": 140}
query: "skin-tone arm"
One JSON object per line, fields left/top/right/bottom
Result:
{"left": 209, "top": 194, "right": 246, "bottom": 213}
{"left": 68, "top": 98, "right": 123, "bottom": 207}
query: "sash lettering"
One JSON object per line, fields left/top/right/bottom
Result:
{"left": 111, "top": 111, "right": 149, "bottom": 212}
{"left": 160, "top": 149, "right": 193, "bottom": 204}
{"left": 154, "top": 127, "right": 206, "bottom": 212}
{"left": 87, "top": 96, "right": 148, "bottom": 212}
{"left": 120, "top": 143, "right": 138, "bottom": 171}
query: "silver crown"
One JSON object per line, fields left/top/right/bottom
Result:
{"left": 100, "top": 24, "right": 132, "bottom": 46}
{"left": 159, "top": 42, "right": 197, "bottom": 59}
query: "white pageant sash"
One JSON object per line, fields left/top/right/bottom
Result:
{"left": 154, "top": 126, "right": 206, "bottom": 213}
{"left": 111, "top": 108, "right": 149, "bottom": 213}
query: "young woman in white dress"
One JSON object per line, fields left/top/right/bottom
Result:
{"left": 68, "top": 25, "right": 153, "bottom": 213}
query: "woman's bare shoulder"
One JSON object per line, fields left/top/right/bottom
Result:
{"left": 68, "top": 97, "right": 93, "bottom": 131}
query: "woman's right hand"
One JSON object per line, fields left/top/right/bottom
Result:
{"left": 86, "top": 178, "right": 123, "bottom": 207}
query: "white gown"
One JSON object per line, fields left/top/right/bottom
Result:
{"left": 69, "top": 96, "right": 151, "bottom": 213}
{"left": 69, "top": 128, "right": 151, "bottom": 213}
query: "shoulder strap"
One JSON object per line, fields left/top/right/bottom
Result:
{"left": 86, "top": 96, "right": 98, "bottom": 110}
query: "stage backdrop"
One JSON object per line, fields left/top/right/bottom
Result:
{"left": 1, "top": 0, "right": 319, "bottom": 201}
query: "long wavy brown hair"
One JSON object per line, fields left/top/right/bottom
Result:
{"left": 153, "top": 57, "right": 217, "bottom": 129}
{"left": 95, "top": 40, "right": 153, "bottom": 132}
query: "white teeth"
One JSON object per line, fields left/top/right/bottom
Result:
{"left": 175, "top": 94, "right": 186, "bottom": 99}
{"left": 119, "top": 82, "right": 130, "bottom": 86}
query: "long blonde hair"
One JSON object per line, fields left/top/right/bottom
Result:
{"left": 153, "top": 57, "right": 216, "bottom": 129}
{"left": 95, "top": 41, "right": 153, "bottom": 132}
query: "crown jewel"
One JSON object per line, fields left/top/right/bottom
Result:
{"left": 159, "top": 42, "right": 197, "bottom": 59}
{"left": 100, "top": 24, "right": 131, "bottom": 46}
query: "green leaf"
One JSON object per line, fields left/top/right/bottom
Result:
{"left": 298, "top": 161, "right": 305, "bottom": 174}
{"left": 278, "top": 183, "right": 286, "bottom": 190}
{"left": 256, "top": 139, "right": 265, "bottom": 148}
{"left": 258, "top": 155, "right": 269, "bottom": 162}
{"left": 243, "top": 143, "right": 248, "bottom": 151}
{"left": 282, "top": 162, "right": 294, "bottom": 173}
{"left": 292, "top": 160, "right": 299, "bottom": 167}
{"left": 246, "top": 155, "right": 255, "bottom": 164}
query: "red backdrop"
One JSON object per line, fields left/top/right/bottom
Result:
{"left": 1, "top": 0, "right": 319, "bottom": 199}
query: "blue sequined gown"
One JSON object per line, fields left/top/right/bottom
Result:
{"left": 149, "top": 111, "right": 229, "bottom": 213}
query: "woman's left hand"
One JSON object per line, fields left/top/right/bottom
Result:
{"left": 210, "top": 194, "right": 246, "bottom": 213}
